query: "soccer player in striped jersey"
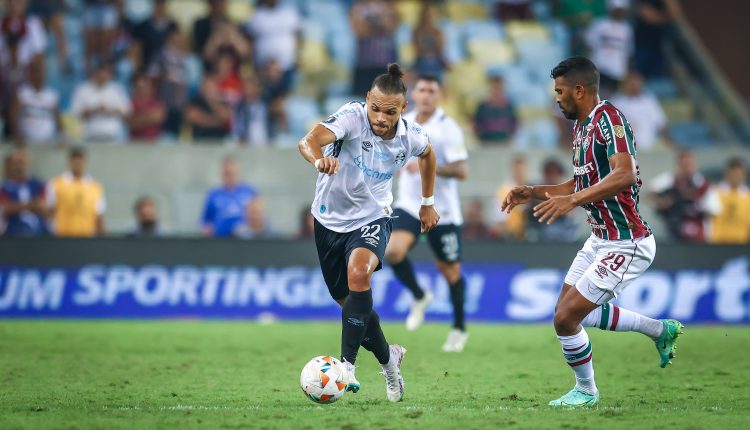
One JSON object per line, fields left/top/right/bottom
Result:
{"left": 501, "top": 57, "right": 683, "bottom": 408}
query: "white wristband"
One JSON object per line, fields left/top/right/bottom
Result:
{"left": 314, "top": 159, "right": 322, "bottom": 169}
{"left": 421, "top": 196, "right": 434, "bottom": 206}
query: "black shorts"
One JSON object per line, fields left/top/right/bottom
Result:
{"left": 314, "top": 217, "right": 392, "bottom": 301}
{"left": 391, "top": 208, "right": 462, "bottom": 263}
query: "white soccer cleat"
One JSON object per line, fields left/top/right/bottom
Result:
{"left": 342, "top": 360, "right": 360, "bottom": 393}
{"left": 405, "top": 291, "right": 433, "bottom": 331}
{"left": 380, "top": 344, "right": 406, "bottom": 402}
{"left": 442, "top": 329, "right": 469, "bottom": 352}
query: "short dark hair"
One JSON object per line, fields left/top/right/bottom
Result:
{"left": 372, "top": 63, "right": 407, "bottom": 95}
{"left": 415, "top": 74, "right": 441, "bottom": 87}
{"left": 133, "top": 196, "right": 155, "bottom": 213}
{"left": 727, "top": 157, "right": 746, "bottom": 170}
{"left": 550, "top": 56, "right": 600, "bottom": 92}
{"left": 69, "top": 146, "right": 86, "bottom": 159}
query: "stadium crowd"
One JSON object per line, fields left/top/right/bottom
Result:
{"left": 0, "top": 0, "right": 748, "bottom": 243}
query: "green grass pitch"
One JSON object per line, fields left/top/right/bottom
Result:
{"left": 1, "top": 321, "right": 749, "bottom": 429}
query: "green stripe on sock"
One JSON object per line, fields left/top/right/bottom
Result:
{"left": 567, "top": 343, "right": 593, "bottom": 361}
{"left": 599, "top": 304, "right": 610, "bottom": 330}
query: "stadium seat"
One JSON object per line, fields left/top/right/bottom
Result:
{"left": 441, "top": 20, "right": 466, "bottom": 64}
{"left": 515, "top": 40, "right": 564, "bottom": 82}
{"left": 511, "top": 85, "right": 553, "bottom": 109}
{"left": 505, "top": 21, "right": 549, "bottom": 42}
{"left": 168, "top": 0, "right": 208, "bottom": 38}
{"left": 299, "top": 40, "right": 330, "bottom": 74}
{"left": 646, "top": 78, "right": 680, "bottom": 100}
{"left": 517, "top": 106, "right": 553, "bottom": 124}
{"left": 285, "top": 96, "right": 322, "bottom": 138}
{"left": 395, "top": 0, "right": 423, "bottom": 27}
{"left": 467, "top": 39, "right": 515, "bottom": 68}
{"left": 461, "top": 20, "right": 504, "bottom": 42}
{"left": 302, "top": 19, "right": 326, "bottom": 42}
{"left": 228, "top": 0, "right": 254, "bottom": 24}
{"left": 661, "top": 99, "right": 696, "bottom": 123}
{"left": 669, "top": 121, "right": 714, "bottom": 148}
{"left": 126, "top": 0, "right": 153, "bottom": 23}
{"left": 444, "top": 1, "right": 488, "bottom": 22}
{"left": 512, "top": 119, "right": 559, "bottom": 149}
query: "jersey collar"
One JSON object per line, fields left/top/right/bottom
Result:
{"left": 577, "top": 99, "right": 607, "bottom": 129}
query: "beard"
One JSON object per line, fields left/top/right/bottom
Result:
{"left": 559, "top": 104, "right": 577, "bottom": 120}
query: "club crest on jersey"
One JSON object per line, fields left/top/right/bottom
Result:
{"left": 394, "top": 151, "right": 406, "bottom": 167}
{"left": 586, "top": 123, "right": 595, "bottom": 133}
{"left": 614, "top": 125, "right": 626, "bottom": 138}
{"left": 361, "top": 141, "right": 372, "bottom": 152}
{"left": 582, "top": 136, "right": 592, "bottom": 151}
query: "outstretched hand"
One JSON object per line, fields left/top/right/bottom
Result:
{"left": 533, "top": 193, "right": 576, "bottom": 225}
{"left": 501, "top": 185, "right": 533, "bottom": 213}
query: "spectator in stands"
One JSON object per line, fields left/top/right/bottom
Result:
{"left": 243, "top": 0, "right": 300, "bottom": 87}
{"left": 185, "top": 75, "right": 232, "bottom": 141}
{"left": 0, "top": 0, "right": 46, "bottom": 138}
{"left": 200, "top": 18, "right": 249, "bottom": 69}
{"left": 412, "top": 2, "right": 447, "bottom": 81}
{"left": 70, "top": 60, "right": 132, "bottom": 143}
{"left": 83, "top": 0, "right": 118, "bottom": 72}
{"left": 492, "top": 156, "right": 528, "bottom": 240}
{"left": 296, "top": 205, "right": 314, "bottom": 239}
{"left": 473, "top": 75, "right": 518, "bottom": 144}
{"left": 201, "top": 156, "right": 257, "bottom": 237}
{"left": 634, "top": 0, "right": 681, "bottom": 78}
{"left": 525, "top": 159, "right": 578, "bottom": 242}
{"left": 27, "top": 0, "right": 67, "bottom": 73}
{"left": 129, "top": 195, "right": 161, "bottom": 237}
{"left": 233, "top": 197, "right": 278, "bottom": 239}
{"left": 47, "top": 147, "right": 106, "bottom": 237}
{"left": 259, "top": 59, "right": 290, "bottom": 139}
{"left": 193, "top": 0, "right": 230, "bottom": 66}
{"left": 710, "top": 158, "right": 750, "bottom": 245}
{"left": 131, "top": 0, "right": 177, "bottom": 70}
{"left": 554, "top": 0, "right": 607, "bottom": 55}
{"left": 148, "top": 26, "right": 189, "bottom": 137}
{"left": 232, "top": 76, "right": 268, "bottom": 146}
{"left": 463, "top": 198, "right": 491, "bottom": 241}
{"left": 214, "top": 51, "right": 243, "bottom": 107}
{"left": 350, "top": 0, "right": 399, "bottom": 95}
{"left": 11, "top": 55, "right": 65, "bottom": 145}
{"left": 611, "top": 71, "right": 670, "bottom": 151}
{"left": 584, "top": 0, "right": 633, "bottom": 97}
{"left": 128, "top": 73, "right": 166, "bottom": 142}
{"left": 0, "top": 148, "right": 48, "bottom": 236}
{"left": 495, "top": 0, "right": 534, "bottom": 22}
{"left": 110, "top": 0, "right": 137, "bottom": 66}
{"left": 650, "top": 150, "right": 721, "bottom": 243}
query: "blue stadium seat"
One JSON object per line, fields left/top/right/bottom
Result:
{"left": 126, "top": 0, "right": 153, "bottom": 23}
{"left": 285, "top": 96, "right": 322, "bottom": 137}
{"left": 441, "top": 20, "right": 466, "bottom": 64}
{"left": 669, "top": 121, "right": 714, "bottom": 148}
{"left": 461, "top": 19, "right": 504, "bottom": 42}
{"left": 513, "top": 119, "right": 559, "bottom": 150}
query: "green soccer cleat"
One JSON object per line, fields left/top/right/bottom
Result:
{"left": 655, "top": 319, "right": 684, "bottom": 368}
{"left": 548, "top": 387, "right": 600, "bottom": 407}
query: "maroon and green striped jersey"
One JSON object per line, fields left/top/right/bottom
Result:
{"left": 571, "top": 100, "right": 651, "bottom": 240}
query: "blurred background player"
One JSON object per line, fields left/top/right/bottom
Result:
{"left": 297, "top": 63, "right": 439, "bottom": 402}
{"left": 502, "top": 57, "right": 683, "bottom": 408}
{"left": 385, "top": 74, "right": 470, "bottom": 352}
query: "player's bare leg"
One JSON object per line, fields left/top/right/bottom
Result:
{"left": 550, "top": 283, "right": 601, "bottom": 407}
{"left": 437, "top": 260, "right": 469, "bottom": 352}
{"left": 385, "top": 231, "right": 433, "bottom": 331}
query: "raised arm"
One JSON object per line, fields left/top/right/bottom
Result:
{"left": 501, "top": 179, "right": 576, "bottom": 214}
{"left": 297, "top": 124, "right": 340, "bottom": 176}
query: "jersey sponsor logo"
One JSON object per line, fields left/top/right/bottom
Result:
{"left": 353, "top": 155, "right": 393, "bottom": 180}
{"left": 319, "top": 205, "right": 327, "bottom": 214}
{"left": 599, "top": 117, "right": 612, "bottom": 145}
{"left": 574, "top": 163, "right": 595, "bottom": 175}
{"left": 394, "top": 151, "right": 406, "bottom": 167}
{"left": 361, "top": 141, "right": 372, "bottom": 152}
{"left": 374, "top": 151, "right": 390, "bottom": 161}
{"left": 614, "top": 125, "right": 626, "bottom": 138}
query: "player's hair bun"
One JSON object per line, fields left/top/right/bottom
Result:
{"left": 387, "top": 63, "right": 404, "bottom": 80}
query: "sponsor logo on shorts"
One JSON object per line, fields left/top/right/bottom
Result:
{"left": 364, "top": 237, "right": 379, "bottom": 247}
{"left": 347, "top": 317, "right": 365, "bottom": 327}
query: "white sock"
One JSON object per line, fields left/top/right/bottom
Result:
{"left": 582, "top": 303, "right": 664, "bottom": 339}
{"left": 558, "top": 329, "right": 598, "bottom": 395}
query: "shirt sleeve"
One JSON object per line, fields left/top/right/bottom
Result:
{"left": 409, "top": 123, "right": 430, "bottom": 158}
{"left": 597, "top": 109, "right": 636, "bottom": 158}
{"left": 319, "top": 102, "right": 363, "bottom": 141}
{"left": 442, "top": 121, "right": 468, "bottom": 163}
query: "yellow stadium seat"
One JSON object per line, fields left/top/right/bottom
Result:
{"left": 299, "top": 41, "right": 330, "bottom": 74}
{"left": 467, "top": 39, "right": 515, "bottom": 67}
{"left": 62, "top": 113, "right": 83, "bottom": 141}
{"left": 661, "top": 98, "right": 695, "bottom": 123}
{"left": 228, "top": 0, "right": 254, "bottom": 24}
{"left": 395, "top": 0, "right": 423, "bottom": 27}
{"left": 444, "top": 1, "right": 488, "bottom": 22}
{"left": 168, "top": 0, "right": 207, "bottom": 34}
{"left": 505, "top": 21, "right": 549, "bottom": 42}
{"left": 398, "top": 43, "right": 416, "bottom": 67}
{"left": 517, "top": 106, "right": 552, "bottom": 124}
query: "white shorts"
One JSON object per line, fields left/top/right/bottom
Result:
{"left": 564, "top": 234, "right": 656, "bottom": 305}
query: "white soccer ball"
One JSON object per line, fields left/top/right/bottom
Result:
{"left": 300, "top": 356, "right": 348, "bottom": 404}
